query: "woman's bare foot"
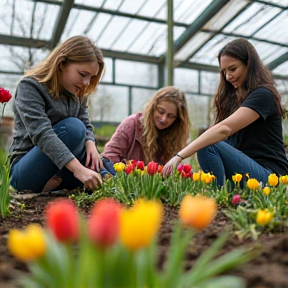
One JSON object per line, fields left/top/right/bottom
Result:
{"left": 42, "top": 175, "right": 63, "bottom": 192}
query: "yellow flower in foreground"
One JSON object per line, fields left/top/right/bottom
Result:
{"left": 8, "top": 224, "right": 46, "bottom": 261}
{"left": 179, "top": 194, "right": 217, "bottom": 231}
{"left": 279, "top": 175, "right": 288, "bottom": 184}
{"left": 262, "top": 186, "right": 271, "bottom": 196}
{"left": 192, "top": 172, "right": 200, "bottom": 181}
{"left": 114, "top": 162, "right": 125, "bottom": 172}
{"left": 232, "top": 173, "right": 242, "bottom": 183}
{"left": 247, "top": 178, "right": 260, "bottom": 190}
{"left": 268, "top": 173, "right": 278, "bottom": 187}
{"left": 256, "top": 209, "right": 273, "bottom": 225}
{"left": 119, "top": 199, "right": 163, "bottom": 251}
{"left": 201, "top": 172, "right": 214, "bottom": 184}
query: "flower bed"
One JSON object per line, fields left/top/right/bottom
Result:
{"left": 1, "top": 160, "right": 288, "bottom": 287}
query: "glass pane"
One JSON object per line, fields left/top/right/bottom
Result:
{"left": 115, "top": 60, "right": 158, "bottom": 87}
{"left": 186, "top": 94, "right": 212, "bottom": 130}
{"left": 174, "top": 68, "right": 199, "bottom": 93}
{"left": 61, "top": 9, "right": 96, "bottom": 39}
{"left": 0, "top": 45, "right": 48, "bottom": 72}
{"left": 200, "top": 71, "right": 219, "bottom": 95}
{"left": 102, "top": 58, "right": 113, "bottom": 82}
{"left": 90, "top": 84, "right": 129, "bottom": 122}
{"left": 74, "top": 0, "right": 105, "bottom": 7}
{"left": 131, "top": 88, "right": 157, "bottom": 114}
{"left": 224, "top": 3, "right": 280, "bottom": 36}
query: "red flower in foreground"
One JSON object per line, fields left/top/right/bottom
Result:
{"left": 0, "top": 87, "right": 12, "bottom": 103}
{"left": 147, "top": 161, "right": 159, "bottom": 176}
{"left": 88, "top": 198, "right": 121, "bottom": 248}
{"left": 45, "top": 199, "right": 79, "bottom": 243}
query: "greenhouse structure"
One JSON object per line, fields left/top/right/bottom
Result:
{"left": 1, "top": 0, "right": 288, "bottom": 131}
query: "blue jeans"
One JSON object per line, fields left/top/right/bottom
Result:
{"left": 197, "top": 141, "right": 272, "bottom": 188}
{"left": 10, "top": 117, "right": 89, "bottom": 192}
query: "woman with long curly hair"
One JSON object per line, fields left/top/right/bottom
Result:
{"left": 9, "top": 35, "right": 105, "bottom": 192}
{"left": 102, "top": 86, "right": 190, "bottom": 166}
{"left": 163, "top": 38, "right": 288, "bottom": 187}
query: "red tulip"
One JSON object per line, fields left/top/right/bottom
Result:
{"left": 177, "top": 164, "right": 192, "bottom": 178}
{"left": 88, "top": 198, "right": 121, "bottom": 248}
{"left": 136, "top": 161, "right": 145, "bottom": 170}
{"left": 125, "top": 163, "right": 135, "bottom": 174}
{"left": 147, "top": 161, "right": 159, "bottom": 176}
{"left": 45, "top": 199, "right": 79, "bottom": 243}
{"left": 0, "top": 87, "right": 12, "bottom": 103}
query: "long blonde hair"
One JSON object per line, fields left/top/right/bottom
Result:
{"left": 142, "top": 86, "right": 190, "bottom": 164}
{"left": 24, "top": 35, "right": 104, "bottom": 99}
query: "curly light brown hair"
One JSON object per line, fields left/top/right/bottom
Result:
{"left": 24, "top": 35, "right": 104, "bottom": 99}
{"left": 142, "top": 86, "right": 190, "bottom": 164}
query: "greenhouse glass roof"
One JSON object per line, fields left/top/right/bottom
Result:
{"left": 1, "top": 0, "right": 288, "bottom": 77}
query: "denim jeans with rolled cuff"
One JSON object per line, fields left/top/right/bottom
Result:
{"left": 197, "top": 141, "right": 272, "bottom": 189}
{"left": 10, "top": 117, "right": 90, "bottom": 192}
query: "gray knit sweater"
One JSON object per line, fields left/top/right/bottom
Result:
{"left": 9, "top": 77, "right": 95, "bottom": 169}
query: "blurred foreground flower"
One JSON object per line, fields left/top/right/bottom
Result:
{"left": 179, "top": 194, "right": 217, "bottom": 231}
{"left": 8, "top": 224, "right": 46, "bottom": 261}
{"left": 88, "top": 198, "right": 121, "bottom": 248}
{"left": 45, "top": 198, "right": 79, "bottom": 243}
{"left": 119, "top": 199, "right": 163, "bottom": 251}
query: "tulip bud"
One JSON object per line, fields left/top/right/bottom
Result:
{"left": 45, "top": 199, "right": 79, "bottom": 243}
{"left": 179, "top": 194, "right": 217, "bottom": 231}
{"left": 232, "top": 194, "right": 241, "bottom": 205}
{"left": 147, "top": 161, "right": 159, "bottom": 176}
{"left": 88, "top": 198, "right": 121, "bottom": 248}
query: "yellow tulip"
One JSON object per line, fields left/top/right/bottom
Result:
{"left": 119, "top": 199, "right": 163, "bottom": 251}
{"left": 179, "top": 194, "right": 217, "bottom": 231}
{"left": 113, "top": 162, "right": 126, "bottom": 172}
{"left": 279, "top": 175, "right": 288, "bottom": 184}
{"left": 268, "top": 173, "right": 278, "bottom": 187}
{"left": 201, "top": 172, "right": 214, "bottom": 184}
{"left": 192, "top": 172, "right": 200, "bottom": 181}
{"left": 262, "top": 186, "right": 271, "bottom": 196}
{"left": 232, "top": 173, "right": 242, "bottom": 183}
{"left": 8, "top": 224, "right": 46, "bottom": 261}
{"left": 256, "top": 209, "right": 273, "bottom": 225}
{"left": 247, "top": 178, "right": 260, "bottom": 190}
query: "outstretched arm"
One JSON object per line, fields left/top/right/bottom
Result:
{"left": 162, "top": 107, "right": 259, "bottom": 175}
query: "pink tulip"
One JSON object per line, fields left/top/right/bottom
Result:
{"left": 232, "top": 194, "right": 241, "bottom": 206}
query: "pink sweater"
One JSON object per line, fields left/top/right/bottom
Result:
{"left": 102, "top": 112, "right": 147, "bottom": 164}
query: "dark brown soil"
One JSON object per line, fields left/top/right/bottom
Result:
{"left": 1, "top": 192, "right": 288, "bottom": 288}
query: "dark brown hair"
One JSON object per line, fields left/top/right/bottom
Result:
{"left": 213, "top": 38, "right": 284, "bottom": 123}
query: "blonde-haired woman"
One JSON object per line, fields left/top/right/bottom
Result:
{"left": 102, "top": 86, "right": 190, "bottom": 169}
{"left": 9, "top": 35, "right": 104, "bottom": 192}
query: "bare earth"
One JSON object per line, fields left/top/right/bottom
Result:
{"left": 1, "top": 191, "right": 288, "bottom": 288}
